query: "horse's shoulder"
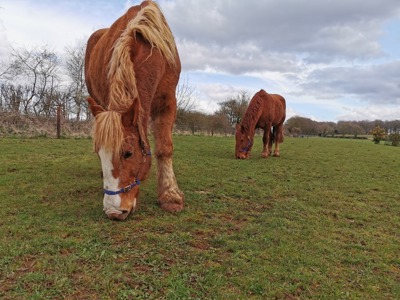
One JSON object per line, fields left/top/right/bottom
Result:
{"left": 85, "top": 28, "right": 108, "bottom": 76}
{"left": 87, "top": 29, "right": 107, "bottom": 50}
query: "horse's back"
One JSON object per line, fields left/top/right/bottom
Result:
{"left": 256, "top": 90, "right": 286, "bottom": 125}
{"left": 270, "top": 94, "right": 286, "bottom": 124}
{"left": 270, "top": 94, "right": 286, "bottom": 107}
{"left": 270, "top": 93, "right": 286, "bottom": 116}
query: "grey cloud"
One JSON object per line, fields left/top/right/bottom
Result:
{"left": 177, "top": 40, "right": 300, "bottom": 74}
{"left": 297, "top": 60, "right": 400, "bottom": 104}
{"left": 159, "top": 0, "right": 400, "bottom": 111}
{"left": 160, "top": 0, "right": 400, "bottom": 72}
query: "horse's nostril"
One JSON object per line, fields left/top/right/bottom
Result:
{"left": 107, "top": 211, "right": 129, "bottom": 221}
{"left": 107, "top": 213, "right": 120, "bottom": 220}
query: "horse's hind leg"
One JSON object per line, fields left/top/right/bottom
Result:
{"left": 273, "top": 124, "right": 283, "bottom": 157}
{"left": 269, "top": 128, "right": 274, "bottom": 155}
{"left": 261, "top": 125, "right": 272, "bottom": 158}
{"left": 151, "top": 95, "right": 184, "bottom": 212}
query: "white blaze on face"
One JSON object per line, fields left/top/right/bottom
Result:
{"left": 98, "top": 148, "right": 122, "bottom": 215}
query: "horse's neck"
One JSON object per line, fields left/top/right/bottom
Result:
{"left": 243, "top": 126, "right": 255, "bottom": 139}
{"left": 242, "top": 106, "right": 261, "bottom": 137}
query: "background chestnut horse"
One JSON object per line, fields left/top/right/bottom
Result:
{"left": 85, "top": 0, "right": 184, "bottom": 220}
{"left": 235, "top": 89, "right": 286, "bottom": 159}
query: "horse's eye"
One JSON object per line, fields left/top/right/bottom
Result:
{"left": 122, "top": 151, "right": 132, "bottom": 159}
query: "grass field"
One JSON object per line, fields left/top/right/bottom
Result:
{"left": 0, "top": 135, "right": 399, "bottom": 299}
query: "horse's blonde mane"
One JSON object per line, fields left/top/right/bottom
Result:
{"left": 107, "top": 0, "right": 178, "bottom": 111}
{"left": 93, "top": 111, "right": 124, "bottom": 155}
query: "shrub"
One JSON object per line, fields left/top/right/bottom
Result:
{"left": 370, "top": 126, "right": 386, "bottom": 144}
{"left": 389, "top": 133, "right": 400, "bottom": 147}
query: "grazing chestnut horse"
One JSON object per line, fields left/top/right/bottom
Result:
{"left": 85, "top": 0, "right": 184, "bottom": 220}
{"left": 235, "top": 89, "right": 286, "bottom": 159}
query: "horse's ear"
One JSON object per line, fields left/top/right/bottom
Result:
{"left": 87, "top": 97, "right": 105, "bottom": 116}
{"left": 121, "top": 97, "right": 140, "bottom": 127}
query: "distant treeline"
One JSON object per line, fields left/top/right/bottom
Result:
{"left": 284, "top": 116, "right": 400, "bottom": 137}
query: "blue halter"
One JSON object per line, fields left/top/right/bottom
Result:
{"left": 103, "top": 149, "right": 151, "bottom": 196}
{"left": 104, "top": 179, "right": 141, "bottom": 195}
{"left": 240, "top": 139, "right": 253, "bottom": 153}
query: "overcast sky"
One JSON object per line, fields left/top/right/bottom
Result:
{"left": 1, "top": 0, "right": 400, "bottom": 121}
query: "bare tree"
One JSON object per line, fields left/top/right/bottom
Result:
{"left": 7, "top": 45, "right": 61, "bottom": 115}
{"left": 208, "top": 112, "right": 232, "bottom": 136}
{"left": 217, "top": 90, "right": 249, "bottom": 126}
{"left": 0, "top": 83, "right": 24, "bottom": 112}
{"left": 285, "top": 116, "right": 317, "bottom": 136}
{"left": 0, "top": 59, "right": 13, "bottom": 80}
{"left": 336, "top": 121, "right": 365, "bottom": 137}
{"left": 175, "top": 75, "right": 198, "bottom": 128}
{"left": 65, "top": 42, "right": 87, "bottom": 120}
{"left": 176, "top": 75, "right": 197, "bottom": 113}
{"left": 184, "top": 111, "right": 208, "bottom": 135}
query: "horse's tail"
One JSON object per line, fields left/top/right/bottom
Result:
{"left": 279, "top": 96, "right": 286, "bottom": 143}
{"left": 270, "top": 128, "right": 276, "bottom": 145}
{"left": 107, "top": 1, "right": 178, "bottom": 111}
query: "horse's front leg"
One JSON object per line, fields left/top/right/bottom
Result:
{"left": 261, "top": 125, "right": 272, "bottom": 158}
{"left": 151, "top": 101, "right": 184, "bottom": 212}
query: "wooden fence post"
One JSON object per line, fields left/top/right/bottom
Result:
{"left": 57, "top": 105, "right": 61, "bottom": 139}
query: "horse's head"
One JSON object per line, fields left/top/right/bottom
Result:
{"left": 235, "top": 124, "right": 253, "bottom": 159}
{"left": 88, "top": 97, "right": 151, "bottom": 220}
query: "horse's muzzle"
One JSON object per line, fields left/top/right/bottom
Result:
{"left": 103, "top": 191, "right": 138, "bottom": 221}
{"left": 107, "top": 210, "right": 130, "bottom": 221}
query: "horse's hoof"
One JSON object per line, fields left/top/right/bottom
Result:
{"left": 159, "top": 198, "right": 184, "bottom": 212}
{"left": 160, "top": 202, "right": 184, "bottom": 212}
{"left": 261, "top": 152, "right": 269, "bottom": 158}
{"left": 107, "top": 211, "right": 130, "bottom": 221}
{"left": 159, "top": 190, "right": 184, "bottom": 212}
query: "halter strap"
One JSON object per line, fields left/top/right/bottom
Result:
{"left": 142, "top": 149, "right": 152, "bottom": 157}
{"left": 240, "top": 139, "right": 252, "bottom": 153}
{"left": 104, "top": 179, "right": 141, "bottom": 195}
{"left": 103, "top": 149, "right": 151, "bottom": 196}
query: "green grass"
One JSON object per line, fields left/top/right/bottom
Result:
{"left": 0, "top": 136, "right": 399, "bottom": 299}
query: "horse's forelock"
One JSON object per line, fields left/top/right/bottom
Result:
{"left": 93, "top": 111, "right": 124, "bottom": 155}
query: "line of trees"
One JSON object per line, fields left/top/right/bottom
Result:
{"left": 175, "top": 90, "right": 249, "bottom": 135}
{"left": 284, "top": 116, "right": 400, "bottom": 137}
